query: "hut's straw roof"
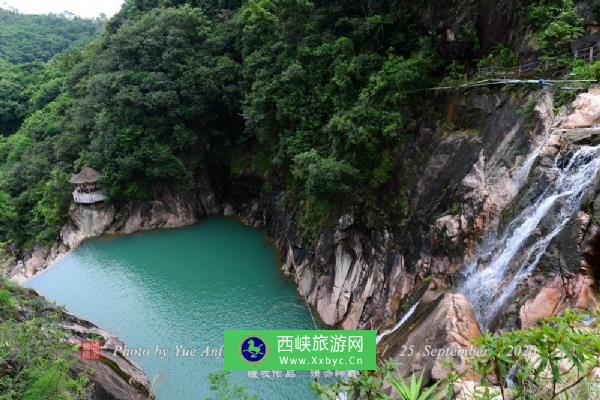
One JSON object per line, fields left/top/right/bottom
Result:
{"left": 69, "top": 167, "right": 101, "bottom": 184}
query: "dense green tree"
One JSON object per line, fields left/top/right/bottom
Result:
{"left": 528, "top": 0, "right": 583, "bottom": 55}
{"left": 0, "top": 60, "right": 47, "bottom": 136}
{"left": 80, "top": 5, "right": 243, "bottom": 198}
{"left": 0, "top": 0, "right": 587, "bottom": 252}
{"left": 0, "top": 1, "right": 452, "bottom": 249}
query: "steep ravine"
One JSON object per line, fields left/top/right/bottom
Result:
{"left": 4, "top": 86, "right": 600, "bottom": 390}
{"left": 378, "top": 87, "right": 600, "bottom": 384}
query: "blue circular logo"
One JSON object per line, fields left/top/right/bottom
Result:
{"left": 241, "top": 337, "right": 266, "bottom": 362}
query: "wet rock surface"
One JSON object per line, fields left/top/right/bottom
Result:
{"left": 378, "top": 293, "right": 482, "bottom": 381}
{"left": 4, "top": 87, "right": 600, "bottom": 386}
{"left": 23, "top": 287, "right": 154, "bottom": 400}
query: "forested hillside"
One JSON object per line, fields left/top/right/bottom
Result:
{"left": 3, "top": 1, "right": 600, "bottom": 398}
{"left": 0, "top": 8, "right": 103, "bottom": 64}
{"left": 0, "top": 0, "right": 591, "bottom": 255}
{"left": 0, "top": 9, "right": 103, "bottom": 137}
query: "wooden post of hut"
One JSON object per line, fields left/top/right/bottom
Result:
{"left": 69, "top": 167, "right": 107, "bottom": 206}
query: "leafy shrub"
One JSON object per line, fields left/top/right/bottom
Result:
{"left": 528, "top": 0, "right": 584, "bottom": 55}
{"left": 573, "top": 59, "right": 600, "bottom": 80}
{"left": 0, "top": 289, "right": 15, "bottom": 318}
{"left": 387, "top": 371, "right": 442, "bottom": 400}
{"left": 477, "top": 45, "right": 517, "bottom": 70}
{"left": 206, "top": 371, "right": 257, "bottom": 400}
{"left": 472, "top": 309, "right": 600, "bottom": 400}
{"left": 292, "top": 150, "right": 358, "bottom": 200}
{"left": 311, "top": 310, "right": 600, "bottom": 400}
{"left": 0, "top": 285, "right": 89, "bottom": 400}
{"left": 23, "top": 360, "right": 87, "bottom": 400}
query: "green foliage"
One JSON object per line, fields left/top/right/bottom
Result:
{"left": 32, "top": 169, "right": 73, "bottom": 242}
{"left": 0, "top": 5, "right": 245, "bottom": 250}
{"left": 80, "top": 5, "right": 243, "bottom": 199}
{"left": 312, "top": 367, "right": 388, "bottom": 400}
{"left": 573, "top": 59, "right": 600, "bottom": 80}
{"left": 0, "top": 289, "right": 15, "bottom": 318}
{"left": 292, "top": 150, "right": 358, "bottom": 200}
{"left": 477, "top": 45, "right": 517, "bottom": 69}
{"left": 387, "top": 370, "right": 442, "bottom": 400}
{"left": 0, "top": 60, "right": 47, "bottom": 135}
{"left": 0, "top": 0, "right": 449, "bottom": 249}
{"left": 528, "top": 0, "right": 583, "bottom": 55}
{"left": 237, "top": 1, "right": 439, "bottom": 231}
{"left": 206, "top": 371, "right": 257, "bottom": 400}
{"left": 0, "top": 8, "right": 103, "bottom": 64}
{"left": 23, "top": 359, "right": 87, "bottom": 400}
{"left": 0, "top": 44, "right": 99, "bottom": 250}
{"left": 313, "top": 362, "right": 444, "bottom": 400}
{"left": 0, "top": 279, "right": 89, "bottom": 399}
{"left": 0, "top": 191, "right": 16, "bottom": 237}
{"left": 311, "top": 311, "right": 600, "bottom": 400}
{"left": 472, "top": 309, "right": 600, "bottom": 400}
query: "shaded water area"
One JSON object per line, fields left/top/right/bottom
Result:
{"left": 26, "top": 216, "right": 321, "bottom": 399}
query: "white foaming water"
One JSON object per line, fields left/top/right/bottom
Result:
{"left": 461, "top": 144, "right": 600, "bottom": 328}
{"left": 460, "top": 131, "right": 551, "bottom": 280}
{"left": 376, "top": 300, "right": 421, "bottom": 344}
{"left": 513, "top": 130, "right": 552, "bottom": 189}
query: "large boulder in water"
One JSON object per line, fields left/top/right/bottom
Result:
{"left": 379, "top": 293, "right": 482, "bottom": 381}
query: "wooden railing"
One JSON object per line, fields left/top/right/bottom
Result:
{"left": 474, "top": 43, "right": 600, "bottom": 80}
{"left": 73, "top": 189, "right": 107, "bottom": 204}
{"left": 417, "top": 45, "right": 600, "bottom": 92}
{"left": 573, "top": 43, "right": 600, "bottom": 63}
{"left": 477, "top": 60, "right": 545, "bottom": 79}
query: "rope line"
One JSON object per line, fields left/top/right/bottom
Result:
{"left": 416, "top": 77, "right": 597, "bottom": 92}
{"left": 417, "top": 45, "right": 600, "bottom": 92}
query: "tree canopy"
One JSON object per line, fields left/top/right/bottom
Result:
{"left": 0, "top": 8, "right": 103, "bottom": 64}
{"left": 0, "top": 0, "right": 585, "bottom": 251}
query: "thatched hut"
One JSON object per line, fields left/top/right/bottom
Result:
{"left": 69, "top": 167, "right": 107, "bottom": 204}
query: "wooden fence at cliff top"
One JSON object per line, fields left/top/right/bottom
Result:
{"left": 475, "top": 43, "right": 600, "bottom": 80}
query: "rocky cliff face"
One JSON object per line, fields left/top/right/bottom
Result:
{"left": 373, "top": 87, "right": 600, "bottom": 378}
{"left": 233, "top": 87, "right": 562, "bottom": 332}
{"left": 62, "top": 310, "right": 154, "bottom": 400}
{"left": 232, "top": 86, "right": 600, "bottom": 383}
{"left": 12, "top": 285, "right": 155, "bottom": 400}
{"left": 4, "top": 87, "right": 600, "bottom": 385}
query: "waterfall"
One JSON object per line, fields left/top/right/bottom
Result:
{"left": 513, "top": 130, "right": 551, "bottom": 190}
{"left": 376, "top": 300, "right": 421, "bottom": 344}
{"left": 461, "top": 143, "right": 600, "bottom": 329}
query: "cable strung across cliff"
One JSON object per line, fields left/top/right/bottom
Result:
{"left": 414, "top": 78, "right": 597, "bottom": 92}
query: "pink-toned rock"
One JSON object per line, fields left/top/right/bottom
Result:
{"left": 520, "top": 274, "right": 597, "bottom": 328}
{"left": 379, "top": 293, "right": 482, "bottom": 380}
{"left": 122, "top": 194, "right": 198, "bottom": 234}
{"left": 519, "top": 284, "right": 562, "bottom": 328}
{"left": 560, "top": 87, "right": 600, "bottom": 128}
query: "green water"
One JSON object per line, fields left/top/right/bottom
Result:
{"left": 25, "top": 216, "right": 320, "bottom": 399}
